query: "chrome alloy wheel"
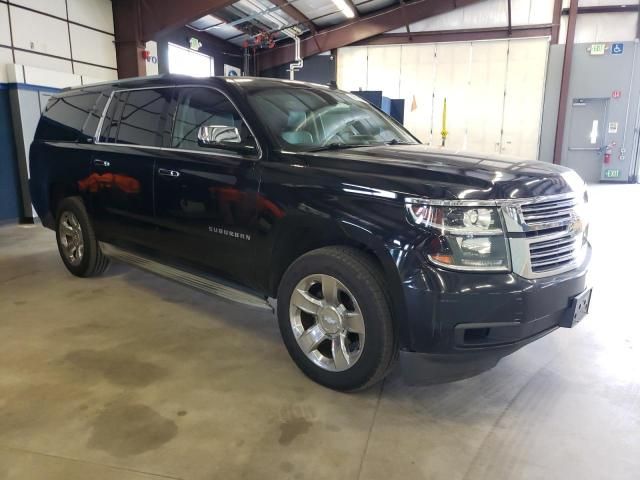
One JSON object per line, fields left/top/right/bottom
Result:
{"left": 289, "top": 274, "right": 366, "bottom": 372}
{"left": 59, "top": 211, "right": 84, "bottom": 266}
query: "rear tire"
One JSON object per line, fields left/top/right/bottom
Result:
{"left": 277, "top": 246, "right": 396, "bottom": 392}
{"left": 55, "top": 197, "right": 109, "bottom": 277}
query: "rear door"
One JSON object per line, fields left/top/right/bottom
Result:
{"left": 86, "top": 87, "right": 174, "bottom": 247}
{"left": 153, "top": 86, "right": 262, "bottom": 287}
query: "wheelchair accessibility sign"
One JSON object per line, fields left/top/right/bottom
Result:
{"left": 611, "top": 43, "right": 624, "bottom": 55}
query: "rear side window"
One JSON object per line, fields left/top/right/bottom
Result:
{"left": 37, "top": 91, "right": 101, "bottom": 142}
{"left": 99, "top": 88, "right": 172, "bottom": 146}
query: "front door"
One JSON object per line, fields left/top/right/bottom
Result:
{"left": 85, "top": 87, "right": 173, "bottom": 248}
{"left": 154, "top": 86, "right": 262, "bottom": 287}
{"left": 565, "top": 98, "right": 608, "bottom": 183}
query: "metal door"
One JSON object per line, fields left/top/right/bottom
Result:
{"left": 154, "top": 86, "right": 261, "bottom": 287}
{"left": 565, "top": 98, "right": 608, "bottom": 183}
{"left": 87, "top": 87, "right": 173, "bottom": 248}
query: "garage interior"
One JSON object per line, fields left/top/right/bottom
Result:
{"left": 1, "top": 0, "right": 639, "bottom": 479}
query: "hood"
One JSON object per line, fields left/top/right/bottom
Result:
{"left": 302, "top": 144, "right": 585, "bottom": 200}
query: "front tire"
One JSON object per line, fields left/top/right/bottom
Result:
{"left": 55, "top": 197, "right": 109, "bottom": 277}
{"left": 277, "top": 246, "right": 396, "bottom": 391}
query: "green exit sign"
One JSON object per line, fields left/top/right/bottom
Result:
{"left": 604, "top": 169, "right": 621, "bottom": 178}
{"left": 590, "top": 43, "right": 606, "bottom": 55}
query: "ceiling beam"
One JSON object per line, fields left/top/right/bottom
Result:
{"left": 561, "top": 4, "right": 639, "bottom": 15}
{"left": 138, "top": 0, "right": 238, "bottom": 41}
{"left": 550, "top": 0, "right": 562, "bottom": 44}
{"left": 352, "top": 24, "right": 552, "bottom": 46}
{"left": 112, "top": 0, "right": 238, "bottom": 78}
{"left": 399, "top": 0, "right": 412, "bottom": 37}
{"left": 269, "top": 0, "right": 317, "bottom": 33}
{"left": 257, "top": 0, "right": 486, "bottom": 71}
{"left": 553, "top": 0, "right": 578, "bottom": 165}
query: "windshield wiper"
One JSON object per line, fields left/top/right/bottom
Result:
{"left": 306, "top": 143, "right": 372, "bottom": 152}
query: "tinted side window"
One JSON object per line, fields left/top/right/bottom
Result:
{"left": 171, "top": 87, "right": 255, "bottom": 153}
{"left": 37, "top": 91, "right": 100, "bottom": 141}
{"left": 81, "top": 92, "right": 109, "bottom": 138}
{"left": 100, "top": 88, "right": 172, "bottom": 146}
{"left": 99, "top": 92, "right": 126, "bottom": 143}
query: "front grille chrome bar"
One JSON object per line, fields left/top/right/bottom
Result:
{"left": 499, "top": 192, "right": 588, "bottom": 279}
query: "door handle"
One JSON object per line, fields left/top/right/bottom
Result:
{"left": 158, "top": 168, "right": 180, "bottom": 177}
{"left": 93, "top": 158, "right": 110, "bottom": 167}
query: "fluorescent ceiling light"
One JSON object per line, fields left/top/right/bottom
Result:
{"left": 332, "top": 0, "right": 355, "bottom": 19}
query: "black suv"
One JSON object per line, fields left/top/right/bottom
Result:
{"left": 29, "top": 75, "right": 592, "bottom": 391}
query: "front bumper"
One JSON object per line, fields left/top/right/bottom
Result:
{"left": 400, "top": 245, "right": 591, "bottom": 360}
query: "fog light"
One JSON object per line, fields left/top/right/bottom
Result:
{"left": 459, "top": 237, "right": 492, "bottom": 255}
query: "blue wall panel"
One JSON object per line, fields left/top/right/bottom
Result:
{"left": 351, "top": 90, "right": 383, "bottom": 108}
{"left": 0, "top": 86, "right": 20, "bottom": 222}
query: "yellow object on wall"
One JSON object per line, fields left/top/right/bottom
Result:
{"left": 441, "top": 97, "right": 448, "bottom": 147}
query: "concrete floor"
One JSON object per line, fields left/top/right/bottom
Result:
{"left": 0, "top": 184, "right": 639, "bottom": 480}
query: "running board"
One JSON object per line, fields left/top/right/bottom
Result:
{"left": 100, "top": 242, "right": 272, "bottom": 311}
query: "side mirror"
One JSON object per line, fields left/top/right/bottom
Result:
{"left": 197, "top": 125, "right": 242, "bottom": 146}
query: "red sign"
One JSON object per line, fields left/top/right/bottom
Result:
{"left": 612, "top": 90, "right": 622, "bottom": 99}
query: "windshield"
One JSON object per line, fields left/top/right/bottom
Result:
{"left": 246, "top": 87, "right": 418, "bottom": 152}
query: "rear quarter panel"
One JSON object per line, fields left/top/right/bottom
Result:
{"left": 29, "top": 140, "right": 94, "bottom": 228}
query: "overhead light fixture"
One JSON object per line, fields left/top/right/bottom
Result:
{"left": 332, "top": 0, "right": 355, "bottom": 19}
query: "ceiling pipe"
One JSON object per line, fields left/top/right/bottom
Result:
{"left": 284, "top": 30, "right": 303, "bottom": 79}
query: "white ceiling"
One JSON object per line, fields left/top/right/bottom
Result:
{"left": 187, "top": 0, "right": 399, "bottom": 46}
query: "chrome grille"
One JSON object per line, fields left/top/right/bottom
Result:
{"left": 528, "top": 232, "right": 580, "bottom": 273}
{"left": 521, "top": 197, "right": 578, "bottom": 226}
{"left": 501, "top": 192, "right": 588, "bottom": 279}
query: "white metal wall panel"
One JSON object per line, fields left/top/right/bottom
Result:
{"left": 366, "top": 46, "right": 401, "bottom": 98}
{"left": 11, "top": 0, "right": 67, "bottom": 18}
{"left": 1, "top": 2, "right": 116, "bottom": 81}
{"left": 0, "top": 4, "right": 10, "bottom": 46}
{"left": 14, "top": 50, "right": 73, "bottom": 73}
{"left": 336, "top": 46, "right": 368, "bottom": 92}
{"left": 10, "top": 6, "right": 71, "bottom": 58}
{"left": 389, "top": 0, "right": 554, "bottom": 33}
{"left": 69, "top": 24, "right": 117, "bottom": 68}
{"left": 22, "top": 64, "right": 81, "bottom": 89}
{"left": 457, "top": 0, "right": 509, "bottom": 29}
{"left": 466, "top": 41, "right": 508, "bottom": 154}
{"left": 337, "top": 38, "right": 549, "bottom": 159}
{"left": 510, "top": 0, "right": 554, "bottom": 26}
{"left": 501, "top": 38, "right": 549, "bottom": 159}
{"left": 73, "top": 62, "right": 118, "bottom": 81}
{"left": 391, "top": 8, "right": 465, "bottom": 33}
{"left": 67, "top": 0, "right": 114, "bottom": 34}
{"left": 392, "top": 0, "right": 507, "bottom": 33}
{"left": 0, "top": 47, "right": 13, "bottom": 82}
{"left": 578, "top": 0, "right": 634, "bottom": 6}
{"left": 574, "top": 13, "right": 638, "bottom": 43}
{"left": 433, "top": 43, "right": 471, "bottom": 151}
{"left": 399, "top": 44, "right": 435, "bottom": 144}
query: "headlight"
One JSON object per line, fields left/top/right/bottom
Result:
{"left": 406, "top": 200, "right": 511, "bottom": 272}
